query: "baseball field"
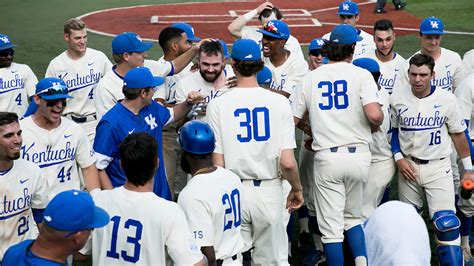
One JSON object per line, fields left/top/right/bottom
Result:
{"left": 2, "top": 0, "right": 474, "bottom": 265}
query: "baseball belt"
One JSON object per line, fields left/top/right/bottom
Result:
{"left": 216, "top": 254, "right": 238, "bottom": 265}
{"left": 241, "top": 179, "right": 282, "bottom": 187}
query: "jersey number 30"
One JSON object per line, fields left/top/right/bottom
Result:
{"left": 107, "top": 216, "right": 143, "bottom": 263}
{"left": 318, "top": 80, "right": 349, "bottom": 110}
{"left": 222, "top": 189, "right": 241, "bottom": 231}
{"left": 234, "top": 107, "right": 270, "bottom": 142}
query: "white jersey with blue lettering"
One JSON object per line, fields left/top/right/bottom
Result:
{"left": 463, "top": 49, "right": 474, "bottom": 76}
{"left": 391, "top": 86, "right": 466, "bottom": 160}
{"left": 0, "top": 62, "right": 38, "bottom": 116}
{"left": 263, "top": 50, "right": 308, "bottom": 97}
{"left": 323, "top": 29, "right": 376, "bottom": 60}
{"left": 175, "top": 70, "right": 233, "bottom": 104}
{"left": 87, "top": 187, "right": 204, "bottom": 266}
{"left": 19, "top": 117, "right": 96, "bottom": 199}
{"left": 394, "top": 48, "right": 465, "bottom": 93}
{"left": 206, "top": 87, "right": 296, "bottom": 180}
{"left": 94, "top": 66, "right": 123, "bottom": 120}
{"left": 154, "top": 59, "right": 193, "bottom": 104}
{"left": 454, "top": 73, "right": 474, "bottom": 139}
{"left": 0, "top": 159, "right": 47, "bottom": 261}
{"left": 366, "top": 50, "right": 405, "bottom": 95}
{"left": 178, "top": 166, "right": 244, "bottom": 261}
{"left": 293, "top": 62, "right": 379, "bottom": 151}
{"left": 45, "top": 48, "right": 112, "bottom": 117}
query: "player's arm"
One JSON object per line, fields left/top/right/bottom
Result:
{"left": 172, "top": 38, "right": 212, "bottom": 74}
{"left": 280, "top": 149, "right": 303, "bottom": 213}
{"left": 200, "top": 247, "right": 216, "bottom": 266}
{"left": 171, "top": 91, "right": 203, "bottom": 122}
{"left": 227, "top": 2, "right": 273, "bottom": 38}
{"left": 363, "top": 102, "right": 384, "bottom": 126}
{"left": 451, "top": 132, "right": 474, "bottom": 182}
{"left": 81, "top": 164, "right": 101, "bottom": 192}
{"left": 294, "top": 114, "right": 312, "bottom": 136}
{"left": 98, "top": 170, "right": 114, "bottom": 189}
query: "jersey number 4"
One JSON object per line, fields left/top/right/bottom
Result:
{"left": 222, "top": 189, "right": 241, "bottom": 231}
{"left": 234, "top": 107, "right": 270, "bottom": 142}
{"left": 318, "top": 80, "right": 349, "bottom": 110}
{"left": 107, "top": 216, "right": 143, "bottom": 263}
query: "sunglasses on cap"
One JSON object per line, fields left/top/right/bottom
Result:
{"left": 37, "top": 84, "right": 69, "bottom": 97}
{"left": 0, "top": 49, "right": 14, "bottom": 57}
{"left": 310, "top": 50, "right": 323, "bottom": 57}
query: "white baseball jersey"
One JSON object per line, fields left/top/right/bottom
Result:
{"left": 394, "top": 48, "right": 465, "bottom": 93}
{"left": 370, "top": 88, "right": 393, "bottom": 162}
{"left": 463, "top": 49, "right": 474, "bottom": 76}
{"left": 391, "top": 86, "right": 466, "bottom": 160}
{"left": 87, "top": 187, "right": 203, "bottom": 265}
{"left": 454, "top": 73, "right": 474, "bottom": 139}
{"left": 242, "top": 26, "right": 305, "bottom": 61}
{"left": 178, "top": 166, "right": 244, "bottom": 260}
{"left": 19, "top": 117, "right": 96, "bottom": 199}
{"left": 0, "top": 159, "right": 47, "bottom": 261}
{"left": 45, "top": 48, "right": 112, "bottom": 117}
{"left": 206, "top": 87, "right": 296, "bottom": 180}
{"left": 323, "top": 29, "right": 376, "bottom": 60}
{"left": 144, "top": 58, "right": 173, "bottom": 78}
{"left": 366, "top": 50, "right": 405, "bottom": 95}
{"left": 175, "top": 70, "right": 233, "bottom": 104}
{"left": 264, "top": 50, "right": 308, "bottom": 98}
{"left": 293, "top": 62, "right": 379, "bottom": 151}
{"left": 0, "top": 63, "right": 38, "bottom": 116}
{"left": 154, "top": 58, "right": 193, "bottom": 104}
{"left": 94, "top": 66, "right": 123, "bottom": 119}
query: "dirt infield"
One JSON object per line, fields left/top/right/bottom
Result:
{"left": 80, "top": 0, "right": 422, "bottom": 44}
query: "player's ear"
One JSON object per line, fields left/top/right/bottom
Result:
{"left": 33, "top": 95, "right": 42, "bottom": 105}
{"left": 64, "top": 33, "right": 70, "bottom": 42}
{"left": 355, "top": 14, "right": 360, "bottom": 23}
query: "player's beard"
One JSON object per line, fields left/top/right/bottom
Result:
{"left": 200, "top": 68, "right": 223, "bottom": 83}
{"left": 377, "top": 46, "right": 393, "bottom": 57}
{"left": 0, "top": 56, "right": 13, "bottom": 68}
{"left": 8, "top": 152, "right": 20, "bottom": 160}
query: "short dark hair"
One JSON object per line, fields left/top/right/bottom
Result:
{"left": 258, "top": 7, "right": 283, "bottom": 21}
{"left": 122, "top": 87, "right": 152, "bottom": 100}
{"left": 232, "top": 59, "right": 264, "bottom": 77}
{"left": 158, "top": 27, "right": 185, "bottom": 53}
{"left": 199, "top": 41, "right": 223, "bottom": 58}
{"left": 322, "top": 42, "right": 355, "bottom": 62}
{"left": 0, "top": 112, "right": 19, "bottom": 127}
{"left": 119, "top": 132, "right": 158, "bottom": 186}
{"left": 374, "top": 19, "right": 394, "bottom": 32}
{"left": 409, "top": 54, "right": 435, "bottom": 73}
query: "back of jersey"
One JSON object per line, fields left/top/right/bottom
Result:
{"left": 206, "top": 87, "right": 296, "bottom": 180}
{"left": 295, "top": 62, "right": 379, "bottom": 151}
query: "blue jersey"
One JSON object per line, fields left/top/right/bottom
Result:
{"left": 94, "top": 101, "right": 172, "bottom": 200}
{"left": 2, "top": 240, "right": 66, "bottom": 266}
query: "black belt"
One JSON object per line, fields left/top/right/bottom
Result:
{"left": 69, "top": 114, "right": 97, "bottom": 123}
{"left": 411, "top": 156, "right": 445, "bottom": 165}
{"left": 216, "top": 254, "right": 238, "bottom": 265}
{"left": 330, "top": 147, "right": 357, "bottom": 153}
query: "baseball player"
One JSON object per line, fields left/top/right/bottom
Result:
{"left": 365, "top": 19, "right": 405, "bottom": 95}
{"left": 82, "top": 133, "right": 206, "bottom": 265}
{"left": 45, "top": 18, "right": 112, "bottom": 143}
{"left": 293, "top": 24, "right": 384, "bottom": 266}
{"left": 3, "top": 190, "right": 109, "bottom": 266}
{"left": 258, "top": 20, "right": 308, "bottom": 99}
{"left": 93, "top": 67, "right": 203, "bottom": 200}
{"left": 177, "top": 120, "right": 244, "bottom": 265}
{"left": 227, "top": 1, "right": 305, "bottom": 61}
{"left": 20, "top": 77, "right": 101, "bottom": 199}
{"left": 0, "top": 34, "right": 38, "bottom": 116}
{"left": 391, "top": 54, "right": 474, "bottom": 265}
{"left": 0, "top": 112, "right": 48, "bottom": 262}
{"left": 463, "top": 49, "right": 474, "bottom": 75}
{"left": 322, "top": 1, "right": 376, "bottom": 60}
{"left": 374, "top": 0, "right": 406, "bottom": 14}
{"left": 206, "top": 39, "right": 303, "bottom": 265}
{"left": 352, "top": 58, "right": 396, "bottom": 220}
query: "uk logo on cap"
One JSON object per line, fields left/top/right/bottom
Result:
{"left": 0, "top": 36, "right": 9, "bottom": 44}
{"left": 430, "top": 21, "right": 439, "bottom": 28}
{"left": 343, "top": 4, "right": 349, "bottom": 10}
{"left": 317, "top": 39, "right": 325, "bottom": 46}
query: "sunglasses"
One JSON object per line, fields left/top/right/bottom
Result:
{"left": 0, "top": 49, "right": 14, "bottom": 57}
{"left": 339, "top": 15, "right": 355, "bottom": 19}
{"left": 46, "top": 99, "right": 67, "bottom": 107}
{"left": 310, "top": 50, "right": 323, "bottom": 57}
{"left": 262, "top": 34, "right": 280, "bottom": 41}
{"left": 37, "top": 84, "right": 69, "bottom": 96}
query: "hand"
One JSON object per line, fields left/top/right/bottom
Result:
{"left": 286, "top": 188, "right": 304, "bottom": 213}
{"left": 195, "top": 38, "right": 214, "bottom": 49}
{"left": 462, "top": 170, "right": 474, "bottom": 182}
{"left": 186, "top": 91, "right": 203, "bottom": 105}
{"left": 395, "top": 158, "right": 416, "bottom": 181}
{"left": 256, "top": 2, "right": 273, "bottom": 14}
{"left": 225, "top": 76, "right": 238, "bottom": 88}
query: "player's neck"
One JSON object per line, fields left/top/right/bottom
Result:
{"left": 191, "top": 163, "right": 216, "bottom": 176}
{"left": 412, "top": 87, "right": 431, "bottom": 98}
{"left": 66, "top": 48, "right": 86, "bottom": 60}
{"left": 124, "top": 180, "right": 153, "bottom": 192}
{"left": 163, "top": 52, "right": 176, "bottom": 61}
{"left": 211, "top": 71, "right": 227, "bottom": 90}
{"left": 121, "top": 99, "right": 143, "bottom": 115}
{"left": 0, "top": 159, "right": 13, "bottom": 172}
{"left": 421, "top": 47, "right": 441, "bottom": 60}
{"left": 30, "top": 239, "right": 69, "bottom": 264}
{"left": 375, "top": 49, "right": 394, "bottom": 63}
{"left": 115, "top": 63, "right": 132, "bottom": 78}
{"left": 270, "top": 50, "right": 289, "bottom": 67}
{"left": 235, "top": 75, "right": 259, "bottom": 88}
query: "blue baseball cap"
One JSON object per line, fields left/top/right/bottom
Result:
{"left": 231, "top": 39, "right": 261, "bottom": 61}
{"left": 257, "top": 66, "right": 273, "bottom": 86}
{"left": 353, "top": 58, "right": 380, "bottom": 73}
{"left": 43, "top": 190, "right": 109, "bottom": 232}
{"left": 0, "top": 34, "right": 16, "bottom": 51}
{"left": 112, "top": 32, "right": 153, "bottom": 54}
{"left": 309, "top": 38, "right": 326, "bottom": 51}
{"left": 124, "top": 67, "right": 164, "bottom": 89}
{"left": 172, "top": 22, "right": 201, "bottom": 42}
{"left": 420, "top": 17, "right": 444, "bottom": 35}
{"left": 330, "top": 24, "right": 362, "bottom": 44}
{"left": 257, "top": 20, "right": 290, "bottom": 40}
{"left": 35, "top": 77, "right": 73, "bottom": 100}
{"left": 338, "top": 1, "right": 359, "bottom": 15}
{"left": 218, "top": 40, "right": 229, "bottom": 59}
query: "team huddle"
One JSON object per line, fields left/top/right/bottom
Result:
{"left": 1, "top": 0, "right": 474, "bottom": 265}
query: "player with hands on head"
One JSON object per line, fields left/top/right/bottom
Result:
{"left": 177, "top": 120, "right": 244, "bottom": 265}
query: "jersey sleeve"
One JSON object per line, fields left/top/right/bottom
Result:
{"left": 453, "top": 58, "right": 466, "bottom": 92}
{"left": 93, "top": 120, "right": 117, "bottom": 170}
{"left": 31, "top": 164, "right": 48, "bottom": 209}
{"left": 282, "top": 61, "right": 309, "bottom": 96}
{"left": 24, "top": 65, "right": 39, "bottom": 97}
{"left": 454, "top": 75, "right": 473, "bottom": 121}
{"left": 174, "top": 80, "right": 187, "bottom": 103}
{"left": 206, "top": 101, "right": 223, "bottom": 154}
{"left": 100, "top": 53, "right": 113, "bottom": 74}
{"left": 293, "top": 74, "right": 309, "bottom": 119}
{"left": 145, "top": 59, "right": 173, "bottom": 77}
{"left": 95, "top": 80, "right": 116, "bottom": 119}
{"left": 165, "top": 207, "right": 204, "bottom": 264}
{"left": 446, "top": 94, "right": 467, "bottom": 134}
{"left": 153, "top": 103, "right": 172, "bottom": 127}
{"left": 280, "top": 98, "right": 297, "bottom": 150}
{"left": 76, "top": 126, "right": 96, "bottom": 168}
{"left": 359, "top": 69, "right": 380, "bottom": 105}
{"left": 153, "top": 84, "right": 167, "bottom": 100}
{"left": 178, "top": 192, "right": 215, "bottom": 246}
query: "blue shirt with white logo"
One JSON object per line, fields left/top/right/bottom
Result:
{"left": 94, "top": 101, "right": 172, "bottom": 200}
{"left": 2, "top": 239, "right": 66, "bottom": 266}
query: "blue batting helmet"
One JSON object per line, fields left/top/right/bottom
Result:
{"left": 178, "top": 120, "right": 215, "bottom": 154}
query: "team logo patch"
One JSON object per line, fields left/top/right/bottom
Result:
{"left": 317, "top": 39, "right": 325, "bottom": 46}
{"left": 430, "top": 21, "right": 439, "bottom": 29}
{"left": 343, "top": 4, "right": 350, "bottom": 10}
{"left": 0, "top": 36, "right": 10, "bottom": 44}
{"left": 145, "top": 114, "right": 157, "bottom": 130}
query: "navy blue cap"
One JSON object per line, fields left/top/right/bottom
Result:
{"left": 420, "top": 17, "right": 444, "bottom": 35}
{"left": 172, "top": 22, "right": 201, "bottom": 42}
{"left": 257, "top": 20, "right": 290, "bottom": 40}
{"left": 35, "top": 77, "right": 73, "bottom": 100}
{"left": 353, "top": 58, "right": 380, "bottom": 73}
{"left": 231, "top": 39, "right": 261, "bottom": 61}
{"left": 124, "top": 67, "right": 164, "bottom": 89}
{"left": 112, "top": 32, "right": 153, "bottom": 54}
{"left": 43, "top": 190, "right": 109, "bottom": 232}
{"left": 330, "top": 24, "right": 362, "bottom": 44}
{"left": 0, "top": 34, "right": 16, "bottom": 51}
{"left": 309, "top": 38, "right": 326, "bottom": 51}
{"left": 338, "top": 1, "right": 359, "bottom": 15}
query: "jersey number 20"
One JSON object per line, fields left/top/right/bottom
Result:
{"left": 234, "top": 107, "right": 270, "bottom": 142}
{"left": 107, "top": 216, "right": 143, "bottom": 263}
{"left": 318, "top": 80, "right": 349, "bottom": 110}
{"left": 222, "top": 189, "right": 241, "bottom": 231}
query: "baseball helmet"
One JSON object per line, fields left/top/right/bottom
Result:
{"left": 178, "top": 120, "right": 215, "bottom": 154}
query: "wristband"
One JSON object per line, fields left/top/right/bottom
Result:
{"left": 461, "top": 157, "right": 473, "bottom": 170}
{"left": 394, "top": 152, "right": 404, "bottom": 161}
{"left": 243, "top": 9, "right": 257, "bottom": 21}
